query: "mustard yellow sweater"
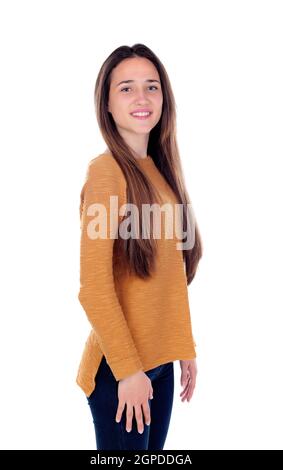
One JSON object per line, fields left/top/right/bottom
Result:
{"left": 76, "top": 152, "right": 196, "bottom": 397}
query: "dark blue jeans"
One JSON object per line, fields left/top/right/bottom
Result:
{"left": 86, "top": 356, "right": 174, "bottom": 450}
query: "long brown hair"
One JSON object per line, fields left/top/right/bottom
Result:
{"left": 94, "top": 43, "right": 203, "bottom": 285}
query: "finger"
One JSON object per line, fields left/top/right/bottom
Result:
{"left": 180, "top": 378, "right": 189, "bottom": 395}
{"left": 187, "top": 378, "right": 196, "bottom": 401}
{"left": 180, "top": 380, "right": 191, "bottom": 401}
{"left": 115, "top": 400, "right": 125, "bottom": 423}
{"left": 180, "top": 384, "right": 189, "bottom": 401}
{"left": 134, "top": 405, "right": 144, "bottom": 434}
{"left": 180, "top": 370, "right": 197, "bottom": 399}
{"left": 142, "top": 400, "right": 151, "bottom": 426}
{"left": 182, "top": 377, "right": 196, "bottom": 402}
{"left": 126, "top": 403, "right": 134, "bottom": 432}
{"left": 180, "top": 372, "right": 189, "bottom": 387}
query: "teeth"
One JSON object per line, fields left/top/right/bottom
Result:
{"left": 131, "top": 112, "right": 151, "bottom": 116}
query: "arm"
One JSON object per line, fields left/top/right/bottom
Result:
{"left": 78, "top": 156, "right": 143, "bottom": 380}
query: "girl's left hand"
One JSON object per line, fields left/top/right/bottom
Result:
{"left": 179, "top": 358, "right": 197, "bottom": 402}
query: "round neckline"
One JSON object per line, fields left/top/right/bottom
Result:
{"left": 136, "top": 155, "right": 153, "bottom": 163}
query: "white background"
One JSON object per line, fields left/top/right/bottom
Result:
{"left": 0, "top": 0, "right": 282, "bottom": 450}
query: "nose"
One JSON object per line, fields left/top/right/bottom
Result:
{"left": 134, "top": 88, "right": 150, "bottom": 103}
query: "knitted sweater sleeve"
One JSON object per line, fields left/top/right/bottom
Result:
{"left": 78, "top": 155, "right": 144, "bottom": 380}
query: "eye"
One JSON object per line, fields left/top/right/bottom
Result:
{"left": 120, "top": 85, "right": 159, "bottom": 93}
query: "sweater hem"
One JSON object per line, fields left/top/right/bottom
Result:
{"left": 76, "top": 351, "right": 197, "bottom": 398}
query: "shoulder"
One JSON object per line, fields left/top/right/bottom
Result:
{"left": 86, "top": 152, "right": 126, "bottom": 185}
{"left": 82, "top": 152, "right": 127, "bottom": 204}
{"left": 79, "top": 152, "right": 127, "bottom": 219}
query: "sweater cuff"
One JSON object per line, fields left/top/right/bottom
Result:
{"left": 107, "top": 355, "right": 144, "bottom": 381}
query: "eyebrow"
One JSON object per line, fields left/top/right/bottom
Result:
{"left": 115, "top": 79, "right": 161, "bottom": 87}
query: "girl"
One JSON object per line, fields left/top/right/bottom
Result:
{"left": 76, "top": 43, "right": 202, "bottom": 450}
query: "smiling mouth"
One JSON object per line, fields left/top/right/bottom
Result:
{"left": 130, "top": 112, "right": 153, "bottom": 120}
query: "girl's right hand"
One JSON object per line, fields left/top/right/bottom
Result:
{"left": 115, "top": 370, "right": 154, "bottom": 434}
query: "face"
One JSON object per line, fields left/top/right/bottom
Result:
{"left": 108, "top": 57, "right": 163, "bottom": 137}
